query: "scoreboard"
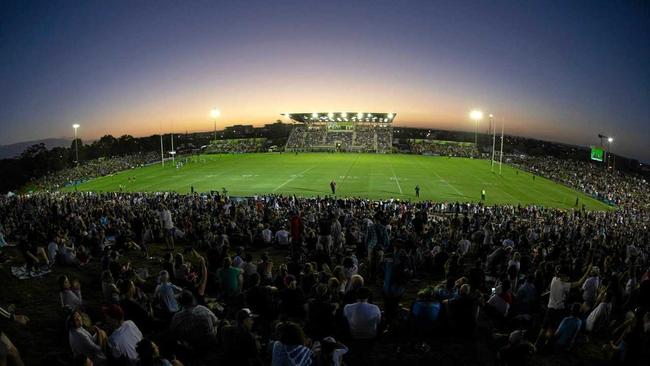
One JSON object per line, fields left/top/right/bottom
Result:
{"left": 590, "top": 146, "right": 604, "bottom": 162}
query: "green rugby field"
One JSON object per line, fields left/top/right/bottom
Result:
{"left": 62, "top": 153, "right": 611, "bottom": 210}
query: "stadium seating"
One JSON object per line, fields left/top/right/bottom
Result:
{"left": 205, "top": 138, "right": 268, "bottom": 154}
{"left": 286, "top": 124, "right": 393, "bottom": 152}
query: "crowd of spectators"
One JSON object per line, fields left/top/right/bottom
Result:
{"left": 375, "top": 128, "right": 392, "bottom": 153}
{"left": 33, "top": 153, "right": 160, "bottom": 191}
{"left": 286, "top": 125, "right": 393, "bottom": 153}
{"left": 508, "top": 155, "right": 650, "bottom": 210}
{"left": 205, "top": 139, "right": 268, "bottom": 154}
{"left": 408, "top": 140, "right": 479, "bottom": 158}
{"left": 1, "top": 190, "right": 649, "bottom": 365}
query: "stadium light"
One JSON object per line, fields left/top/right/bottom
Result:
{"left": 72, "top": 124, "right": 80, "bottom": 166}
{"left": 357, "top": 112, "right": 363, "bottom": 119}
{"left": 608, "top": 137, "right": 613, "bottom": 143}
{"left": 341, "top": 112, "right": 347, "bottom": 118}
{"left": 470, "top": 110, "right": 483, "bottom": 145}
{"left": 388, "top": 113, "right": 394, "bottom": 119}
{"left": 328, "top": 112, "right": 334, "bottom": 119}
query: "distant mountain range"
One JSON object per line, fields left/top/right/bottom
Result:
{"left": 0, "top": 138, "right": 71, "bottom": 159}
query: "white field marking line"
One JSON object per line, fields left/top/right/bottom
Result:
{"left": 389, "top": 163, "right": 403, "bottom": 194}
{"left": 430, "top": 169, "right": 464, "bottom": 196}
{"left": 273, "top": 166, "right": 315, "bottom": 192}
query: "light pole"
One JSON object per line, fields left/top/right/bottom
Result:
{"left": 607, "top": 137, "right": 613, "bottom": 169}
{"left": 470, "top": 110, "right": 483, "bottom": 146}
{"left": 210, "top": 108, "right": 221, "bottom": 142}
{"left": 72, "top": 124, "right": 80, "bottom": 165}
{"left": 490, "top": 114, "right": 496, "bottom": 172}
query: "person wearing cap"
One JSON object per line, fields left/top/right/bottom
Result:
{"left": 312, "top": 337, "right": 348, "bottom": 366}
{"left": 221, "top": 308, "right": 262, "bottom": 366}
{"left": 169, "top": 291, "right": 219, "bottom": 352}
{"left": 104, "top": 304, "right": 142, "bottom": 365}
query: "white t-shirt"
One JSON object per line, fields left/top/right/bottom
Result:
{"left": 159, "top": 210, "right": 174, "bottom": 230}
{"left": 109, "top": 320, "right": 142, "bottom": 363}
{"left": 548, "top": 277, "right": 571, "bottom": 310}
{"left": 458, "top": 239, "right": 471, "bottom": 256}
{"left": 47, "top": 241, "right": 59, "bottom": 262}
{"left": 586, "top": 302, "right": 611, "bottom": 332}
{"left": 343, "top": 301, "right": 381, "bottom": 339}
{"left": 275, "top": 230, "right": 290, "bottom": 246}
{"left": 262, "top": 228, "right": 273, "bottom": 244}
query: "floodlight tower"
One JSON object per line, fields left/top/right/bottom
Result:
{"left": 210, "top": 108, "right": 221, "bottom": 142}
{"left": 607, "top": 137, "right": 614, "bottom": 169}
{"left": 72, "top": 124, "right": 80, "bottom": 165}
{"left": 470, "top": 110, "right": 483, "bottom": 145}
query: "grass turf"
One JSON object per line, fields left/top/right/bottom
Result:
{"left": 63, "top": 153, "right": 611, "bottom": 211}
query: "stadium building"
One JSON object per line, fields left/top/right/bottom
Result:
{"left": 284, "top": 112, "right": 395, "bottom": 153}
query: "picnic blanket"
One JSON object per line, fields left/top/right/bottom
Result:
{"left": 11, "top": 264, "right": 51, "bottom": 280}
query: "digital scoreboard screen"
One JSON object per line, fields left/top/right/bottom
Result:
{"left": 591, "top": 146, "right": 604, "bottom": 162}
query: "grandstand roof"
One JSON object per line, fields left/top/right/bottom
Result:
{"left": 284, "top": 112, "right": 396, "bottom": 124}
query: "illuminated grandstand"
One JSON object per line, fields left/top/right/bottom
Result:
{"left": 284, "top": 112, "right": 395, "bottom": 153}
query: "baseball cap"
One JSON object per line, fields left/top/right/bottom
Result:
{"left": 102, "top": 304, "right": 124, "bottom": 320}
{"left": 236, "top": 308, "right": 258, "bottom": 323}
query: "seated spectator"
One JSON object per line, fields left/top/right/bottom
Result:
{"left": 104, "top": 304, "right": 142, "bottom": 365}
{"left": 221, "top": 308, "right": 262, "bottom": 366}
{"left": 154, "top": 270, "right": 182, "bottom": 316}
{"left": 217, "top": 256, "right": 244, "bottom": 298}
{"left": 585, "top": 293, "right": 613, "bottom": 333}
{"left": 275, "top": 227, "right": 291, "bottom": 247}
{"left": 68, "top": 310, "right": 107, "bottom": 366}
{"left": 271, "top": 322, "right": 313, "bottom": 366}
{"left": 119, "top": 280, "right": 154, "bottom": 333}
{"left": 136, "top": 338, "right": 183, "bottom": 366}
{"left": 411, "top": 286, "right": 441, "bottom": 336}
{"left": 101, "top": 270, "right": 120, "bottom": 304}
{"left": 554, "top": 303, "right": 582, "bottom": 351}
{"left": 169, "top": 291, "right": 219, "bottom": 351}
{"left": 59, "top": 275, "right": 84, "bottom": 312}
{"left": 279, "top": 275, "right": 305, "bottom": 320}
{"left": 343, "top": 287, "right": 381, "bottom": 340}
{"left": 497, "top": 330, "right": 535, "bottom": 366}
{"left": 312, "top": 337, "right": 348, "bottom": 366}
{"left": 446, "top": 284, "right": 478, "bottom": 335}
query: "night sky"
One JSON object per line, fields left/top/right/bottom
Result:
{"left": 1, "top": 1, "right": 648, "bottom": 161}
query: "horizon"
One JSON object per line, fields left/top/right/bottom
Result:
{"left": 1, "top": 1, "right": 648, "bottom": 161}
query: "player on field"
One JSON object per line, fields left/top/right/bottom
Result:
{"left": 415, "top": 185, "right": 420, "bottom": 198}
{"left": 330, "top": 180, "right": 336, "bottom": 195}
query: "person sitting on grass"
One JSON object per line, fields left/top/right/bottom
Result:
{"left": 154, "top": 270, "right": 182, "bottom": 318}
{"left": 553, "top": 303, "right": 582, "bottom": 351}
{"left": 136, "top": 338, "right": 183, "bottom": 366}
{"left": 68, "top": 310, "right": 107, "bottom": 366}
{"left": 271, "top": 322, "right": 313, "bottom": 366}
{"left": 104, "top": 304, "right": 142, "bottom": 365}
{"left": 59, "top": 275, "right": 84, "bottom": 312}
